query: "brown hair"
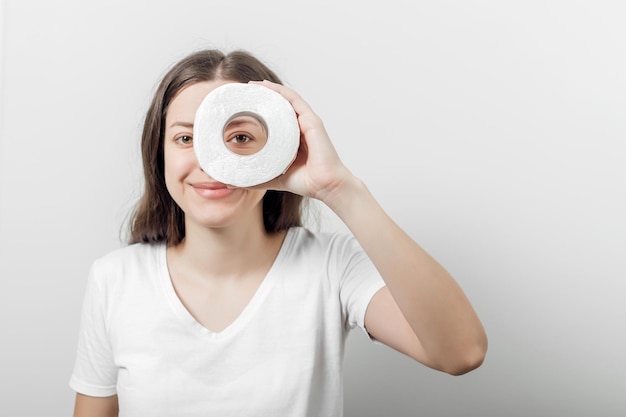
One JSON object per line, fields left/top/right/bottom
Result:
{"left": 128, "top": 49, "right": 304, "bottom": 245}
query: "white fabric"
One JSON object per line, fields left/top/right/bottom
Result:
{"left": 70, "top": 227, "right": 385, "bottom": 417}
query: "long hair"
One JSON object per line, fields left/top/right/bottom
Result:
{"left": 128, "top": 50, "right": 304, "bottom": 245}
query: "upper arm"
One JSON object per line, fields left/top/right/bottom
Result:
{"left": 73, "top": 393, "right": 119, "bottom": 417}
{"left": 364, "top": 286, "right": 434, "bottom": 367}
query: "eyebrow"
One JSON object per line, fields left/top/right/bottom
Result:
{"left": 169, "top": 121, "right": 194, "bottom": 129}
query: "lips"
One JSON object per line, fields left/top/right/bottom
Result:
{"left": 193, "top": 181, "right": 228, "bottom": 190}
{"left": 191, "top": 181, "right": 235, "bottom": 199}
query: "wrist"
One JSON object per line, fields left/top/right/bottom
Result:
{"left": 319, "top": 174, "right": 371, "bottom": 219}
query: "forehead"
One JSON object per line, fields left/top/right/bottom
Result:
{"left": 165, "top": 80, "right": 235, "bottom": 125}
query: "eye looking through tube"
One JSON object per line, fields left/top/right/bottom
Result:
{"left": 223, "top": 112, "right": 268, "bottom": 156}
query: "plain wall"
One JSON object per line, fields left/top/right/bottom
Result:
{"left": 1, "top": 1, "right": 624, "bottom": 415}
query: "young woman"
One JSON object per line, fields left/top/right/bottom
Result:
{"left": 70, "top": 49, "right": 487, "bottom": 417}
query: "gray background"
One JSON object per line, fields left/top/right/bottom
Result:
{"left": 1, "top": 1, "right": 625, "bottom": 416}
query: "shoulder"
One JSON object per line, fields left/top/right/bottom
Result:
{"left": 285, "top": 227, "right": 367, "bottom": 267}
{"left": 89, "top": 243, "right": 164, "bottom": 285}
{"left": 94, "top": 242, "right": 162, "bottom": 268}
{"left": 287, "top": 226, "right": 357, "bottom": 252}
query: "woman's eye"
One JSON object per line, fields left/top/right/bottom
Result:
{"left": 222, "top": 115, "right": 267, "bottom": 155}
{"left": 176, "top": 135, "right": 193, "bottom": 145}
{"left": 230, "top": 134, "right": 252, "bottom": 144}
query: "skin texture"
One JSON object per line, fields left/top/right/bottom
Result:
{"left": 74, "top": 79, "right": 487, "bottom": 416}
{"left": 73, "top": 394, "right": 118, "bottom": 417}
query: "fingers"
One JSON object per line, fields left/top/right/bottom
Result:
{"left": 248, "top": 80, "right": 310, "bottom": 113}
{"left": 248, "top": 80, "right": 321, "bottom": 132}
{"left": 244, "top": 80, "right": 340, "bottom": 200}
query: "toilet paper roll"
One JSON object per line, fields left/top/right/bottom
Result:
{"left": 193, "top": 82, "right": 300, "bottom": 188}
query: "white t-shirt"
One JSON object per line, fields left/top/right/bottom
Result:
{"left": 70, "top": 227, "right": 385, "bottom": 417}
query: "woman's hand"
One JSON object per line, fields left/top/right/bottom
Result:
{"left": 245, "top": 80, "right": 354, "bottom": 204}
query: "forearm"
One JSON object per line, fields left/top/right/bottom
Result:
{"left": 73, "top": 394, "right": 119, "bottom": 417}
{"left": 323, "top": 175, "right": 487, "bottom": 371}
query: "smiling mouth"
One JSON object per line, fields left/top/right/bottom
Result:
{"left": 192, "top": 181, "right": 227, "bottom": 190}
{"left": 191, "top": 182, "right": 235, "bottom": 199}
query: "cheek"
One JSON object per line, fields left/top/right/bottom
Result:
{"left": 165, "top": 146, "right": 195, "bottom": 170}
{"left": 163, "top": 148, "right": 196, "bottom": 191}
{"left": 163, "top": 155, "right": 177, "bottom": 191}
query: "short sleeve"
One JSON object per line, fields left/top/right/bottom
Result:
{"left": 333, "top": 234, "right": 386, "bottom": 334}
{"left": 69, "top": 261, "right": 118, "bottom": 397}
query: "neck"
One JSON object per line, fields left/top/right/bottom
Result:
{"left": 169, "top": 216, "right": 286, "bottom": 280}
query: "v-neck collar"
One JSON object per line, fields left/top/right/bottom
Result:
{"left": 158, "top": 228, "right": 296, "bottom": 340}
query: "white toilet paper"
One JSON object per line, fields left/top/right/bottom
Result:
{"left": 193, "top": 83, "right": 300, "bottom": 187}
